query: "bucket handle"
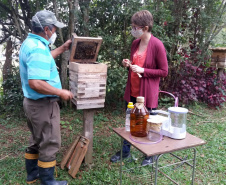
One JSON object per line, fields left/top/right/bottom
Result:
{"left": 159, "top": 91, "right": 178, "bottom": 107}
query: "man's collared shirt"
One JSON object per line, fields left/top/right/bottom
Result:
{"left": 19, "top": 33, "right": 62, "bottom": 100}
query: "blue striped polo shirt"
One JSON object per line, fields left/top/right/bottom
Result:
{"left": 19, "top": 33, "right": 62, "bottom": 100}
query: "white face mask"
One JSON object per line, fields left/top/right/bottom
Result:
{"left": 48, "top": 32, "right": 57, "bottom": 44}
{"left": 35, "top": 15, "right": 57, "bottom": 44}
{"left": 131, "top": 28, "right": 144, "bottom": 38}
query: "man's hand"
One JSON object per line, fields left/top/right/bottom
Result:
{"left": 62, "top": 39, "right": 72, "bottom": 51}
{"left": 122, "top": 59, "right": 131, "bottom": 67}
{"left": 130, "top": 65, "right": 144, "bottom": 73}
{"left": 51, "top": 39, "right": 72, "bottom": 58}
{"left": 59, "top": 89, "right": 73, "bottom": 101}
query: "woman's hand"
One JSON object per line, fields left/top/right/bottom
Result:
{"left": 130, "top": 65, "right": 144, "bottom": 73}
{"left": 122, "top": 59, "right": 131, "bottom": 67}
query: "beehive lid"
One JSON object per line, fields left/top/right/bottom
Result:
{"left": 69, "top": 33, "right": 103, "bottom": 63}
{"left": 210, "top": 47, "right": 226, "bottom": 51}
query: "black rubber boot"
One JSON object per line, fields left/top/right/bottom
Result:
{"left": 39, "top": 166, "right": 68, "bottom": 185}
{"left": 25, "top": 151, "right": 39, "bottom": 184}
{"left": 25, "top": 158, "right": 39, "bottom": 184}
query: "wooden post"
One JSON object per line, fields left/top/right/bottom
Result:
{"left": 217, "top": 68, "right": 225, "bottom": 80}
{"left": 83, "top": 109, "right": 95, "bottom": 164}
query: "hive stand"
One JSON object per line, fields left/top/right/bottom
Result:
{"left": 69, "top": 34, "right": 107, "bottom": 164}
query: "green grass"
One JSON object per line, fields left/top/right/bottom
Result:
{"left": 0, "top": 103, "right": 225, "bottom": 185}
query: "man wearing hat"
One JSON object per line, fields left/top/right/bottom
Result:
{"left": 19, "top": 10, "right": 73, "bottom": 185}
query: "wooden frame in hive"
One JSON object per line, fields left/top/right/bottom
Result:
{"left": 69, "top": 33, "right": 103, "bottom": 63}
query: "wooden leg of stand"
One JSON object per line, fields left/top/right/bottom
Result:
{"left": 83, "top": 109, "right": 95, "bottom": 164}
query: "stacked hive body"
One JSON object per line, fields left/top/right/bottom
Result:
{"left": 210, "top": 47, "right": 226, "bottom": 68}
{"left": 69, "top": 34, "right": 107, "bottom": 109}
{"left": 69, "top": 63, "right": 107, "bottom": 109}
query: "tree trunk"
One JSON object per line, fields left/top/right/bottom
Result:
{"left": 58, "top": 0, "right": 80, "bottom": 106}
{"left": 80, "top": 0, "right": 91, "bottom": 36}
{"left": 3, "top": 39, "right": 13, "bottom": 94}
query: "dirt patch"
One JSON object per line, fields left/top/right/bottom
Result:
{"left": 0, "top": 124, "right": 9, "bottom": 131}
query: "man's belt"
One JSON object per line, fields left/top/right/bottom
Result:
{"left": 26, "top": 97, "right": 60, "bottom": 102}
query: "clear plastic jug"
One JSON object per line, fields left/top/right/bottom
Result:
{"left": 168, "top": 107, "right": 188, "bottom": 138}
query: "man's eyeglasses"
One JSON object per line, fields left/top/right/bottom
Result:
{"left": 131, "top": 25, "right": 144, "bottom": 30}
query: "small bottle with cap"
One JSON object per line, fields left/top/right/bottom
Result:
{"left": 125, "top": 102, "right": 134, "bottom": 131}
{"left": 130, "top": 96, "right": 149, "bottom": 137}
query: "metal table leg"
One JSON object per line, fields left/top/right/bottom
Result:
{"left": 191, "top": 148, "right": 197, "bottom": 185}
{"left": 154, "top": 148, "right": 197, "bottom": 185}
{"left": 120, "top": 138, "right": 123, "bottom": 185}
{"left": 154, "top": 154, "right": 162, "bottom": 185}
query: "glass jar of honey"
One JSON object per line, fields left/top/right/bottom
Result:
{"left": 130, "top": 96, "right": 149, "bottom": 137}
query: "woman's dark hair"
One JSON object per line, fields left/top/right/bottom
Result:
{"left": 31, "top": 21, "right": 55, "bottom": 34}
{"left": 131, "top": 10, "right": 153, "bottom": 32}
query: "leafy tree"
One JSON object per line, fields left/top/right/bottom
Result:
{"left": 0, "top": 0, "right": 226, "bottom": 111}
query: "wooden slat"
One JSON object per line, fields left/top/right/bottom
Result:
{"left": 71, "top": 99, "right": 104, "bottom": 109}
{"left": 70, "top": 73, "right": 107, "bottom": 79}
{"left": 69, "top": 63, "right": 107, "bottom": 109}
{"left": 77, "top": 104, "right": 104, "bottom": 109}
{"left": 211, "top": 57, "right": 226, "bottom": 62}
{"left": 77, "top": 91, "right": 106, "bottom": 98}
{"left": 69, "top": 62, "right": 107, "bottom": 73}
{"left": 60, "top": 136, "right": 80, "bottom": 170}
{"left": 210, "top": 47, "right": 226, "bottom": 51}
{"left": 76, "top": 98, "right": 105, "bottom": 104}
{"left": 68, "top": 136, "right": 89, "bottom": 178}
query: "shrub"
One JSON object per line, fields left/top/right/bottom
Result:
{"left": 105, "top": 63, "right": 127, "bottom": 107}
{"left": 172, "top": 60, "right": 225, "bottom": 108}
{"left": 0, "top": 66, "right": 24, "bottom": 116}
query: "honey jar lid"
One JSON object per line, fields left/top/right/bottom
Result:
{"left": 136, "top": 96, "right": 144, "bottom": 103}
{"left": 147, "top": 118, "right": 162, "bottom": 124}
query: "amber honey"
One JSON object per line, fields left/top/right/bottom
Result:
{"left": 130, "top": 97, "right": 149, "bottom": 137}
{"left": 130, "top": 112, "right": 149, "bottom": 137}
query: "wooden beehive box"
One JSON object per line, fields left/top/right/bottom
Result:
{"left": 210, "top": 47, "right": 226, "bottom": 68}
{"left": 70, "top": 33, "right": 102, "bottom": 63}
{"left": 69, "top": 34, "right": 107, "bottom": 109}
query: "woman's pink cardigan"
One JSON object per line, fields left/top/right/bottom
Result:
{"left": 124, "top": 35, "right": 168, "bottom": 108}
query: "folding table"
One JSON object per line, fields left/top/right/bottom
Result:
{"left": 113, "top": 127, "right": 206, "bottom": 185}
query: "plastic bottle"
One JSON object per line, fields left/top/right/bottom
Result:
{"left": 125, "top": 102, "right": 134, "bottom": 131}
{"left": 130, "top": 96, "right": 149, "bottom": 137}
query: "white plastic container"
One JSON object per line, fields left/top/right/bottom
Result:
{"left": 168, "top": 107, "right": 188, "bottom": 139}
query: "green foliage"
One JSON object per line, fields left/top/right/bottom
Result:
{"left": 60, "top": 120, "right": 72, "bottom": 130}
{"left": 105, "top": 64, "right": 128, "bottom": 105}
{"left": 1, "top": 0, "right": 226, "bottom": 112}
{"left": 87, "top": 0, "right": 142, "bottom": 105}
{"left": 212, "top": 28, "right": 226, "bottom": 47}
{"left": 0, "top": 66, "right": 23, "bottom": 116}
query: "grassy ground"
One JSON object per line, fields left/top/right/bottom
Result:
{"left": 0, "top": 102, "right": 225, "bottom": 185}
